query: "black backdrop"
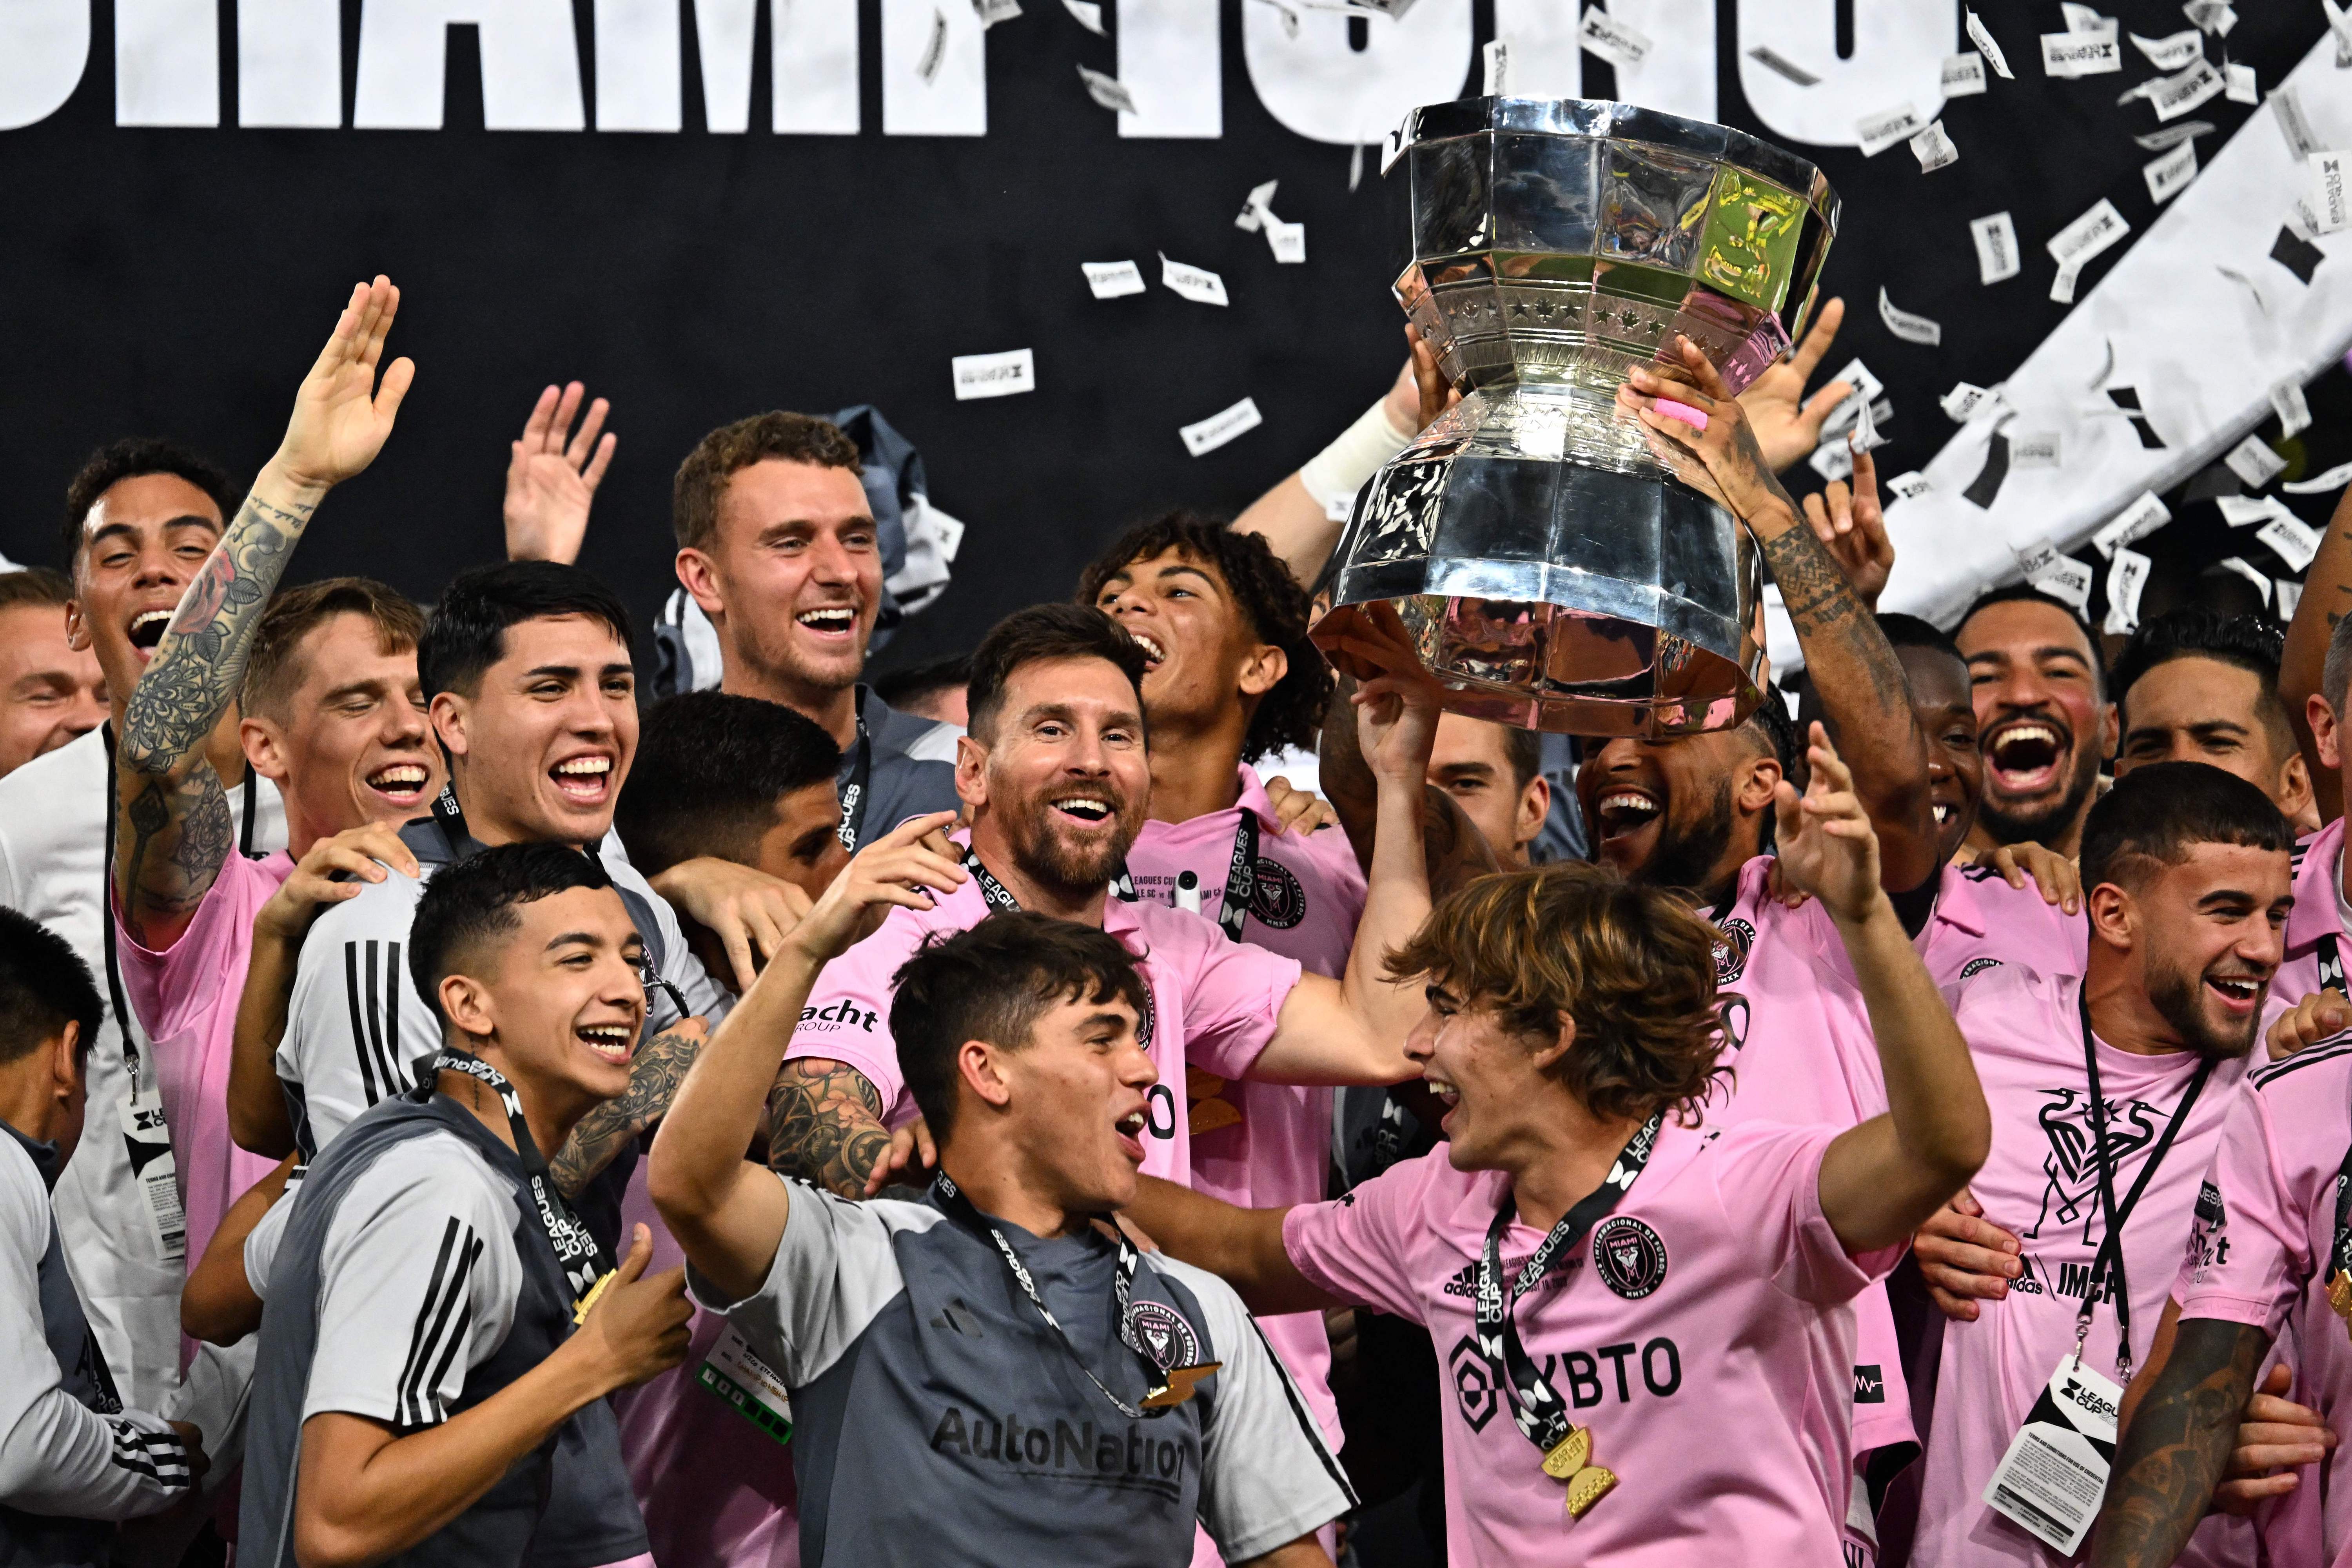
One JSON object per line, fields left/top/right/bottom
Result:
{"left": 0, "top": 0, "right": 2336, "bottom": 674}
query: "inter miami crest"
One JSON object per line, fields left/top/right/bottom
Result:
{"left": 1712, "top": 918, "right": 1756, "bottom": 984}
{"left": 1592, "top": 1217, "right": 1669, "bottom": 1299}
{"left": 1124, "top": 1299, "right": 1203, "bottom": 1372}
{"left": 1247, "top": 858, "right": 1308, "bottom": 929}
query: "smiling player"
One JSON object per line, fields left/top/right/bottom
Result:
{"left": 1955, "top": 587, "right": 2118, "bottom": 866}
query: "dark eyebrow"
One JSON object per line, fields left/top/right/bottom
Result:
{"left": 1436, "top": 760, "right": 1496, "bottom": 779}
{"left": 545, "top": 930, "right": 604, "bottom": 951}
{"left": 1080, "top": 1010, "right": 1133, "bottom": 1035}
{"left": 789, "top": 826, "right": 837, "bottom": 860}
{"left": 2194, "top": 889, "right": 2259, "bottom": 911}
{"left": 1154, "top": 564, "right": 1219, "bottom": 591}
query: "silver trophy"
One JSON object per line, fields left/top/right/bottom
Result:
{"left": 1312, "top": 98, "right": 1839, "bottom": 737}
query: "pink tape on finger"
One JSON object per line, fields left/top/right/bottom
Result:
{"left": 1653, "top": 398, "right": 1708, "bottom": 432}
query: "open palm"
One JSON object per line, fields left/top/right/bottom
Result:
{"left": 1736, "top": 296, "right": 1849, "bottom": 474}
{"left": 1773, "top": 721, "right": 1882, "bottom": 924}
{"left": 276, "top": 276, "right": 414, "bottom": 492}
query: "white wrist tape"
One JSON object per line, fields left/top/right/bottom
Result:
{"left": 1298, "top": 397, "right": 1417, "bottom": 514}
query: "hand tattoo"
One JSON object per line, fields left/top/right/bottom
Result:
{"left": 767, "top": 1058, "right": 890, "bottom": 1200}
{"left": 2090, "top": 1319, "right": 2269, "bottom": 1568}
{"left": 552, "top": 1023, "right": 703, "bottom": 1199}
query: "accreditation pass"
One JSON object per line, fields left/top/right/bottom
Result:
{"left": 1982, "top": 1358, "right": 2123, "bottom": 1553}
{"left": 698, "top": 1324, "right": 794, "bottom": 1446}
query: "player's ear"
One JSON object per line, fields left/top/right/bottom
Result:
{"left": 440, "top": 973, "right": 496, "bottom": 1042}
{"left": 1737, "top": 754, "right": 1782, "bottom": 817}
{"left": 1526, "top": 1016, "right": 1575, "bottom": 1075}
{"left": 955, "top": 734, "right": 990, "bottom": 814}
{"left": 1236, "top": 642, "right": 1287, "bottom": 701}
{"left": 430, "top": 691, "right": 472, "bottom": 761}
{"left": 2084, "top": 881, "right": 2133, "bottom": 954}
{"left": 958, "top": 1039, "right": 1013, "bottom": 1110}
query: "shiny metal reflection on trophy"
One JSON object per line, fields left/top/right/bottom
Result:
{"left": 1310, "top": 97, "right": 1839, "bottom": 737}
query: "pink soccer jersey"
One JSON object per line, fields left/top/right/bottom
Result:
{"left": 2177, "top": 1032, "right": 2352, "bottom": 1565}
{"left": 1283, "top": 1117, "right": 1901, "bottom": 1565}
{"left": 1795, "top": 860, "right": 2090, "bottom": 993}
{"left": 2270, "top": 817, "right": 2348, "bottom": 1014}
{"left": 780, "top": 832, "right": 1303, "bottom": 1189}
{"left": 1126, "top": 767, "right": 1369, "bottom": 1463}
{"left": 1910, "top": 965, "right": 2253, "bottom": 1567}
{"left": 112, "top": 851, "right": 292, "bottom": 1343}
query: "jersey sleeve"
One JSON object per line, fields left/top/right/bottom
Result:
{"left": 0, "top": 1150, "right": 193, "bottom": 1519}
{"left": 277, "top": 878, "right": 438, "bottom": 1157}
{"left": 301, "top": 1139, "right": 522, "bottom": 1428}
{"left": 1172, "top": 1263, "right": 1356, "bottom": 1560}
{"left": 2177, "top": 1089, "right": 2307, "bottom": 1335}
{"left": 780, "top": 918, "right": 919, "bottom": 1116}
{"left": 686, "top": 1179, "right": 920, "bottom": 1388}
{"left": 1716, "top": 1122, "right": 1901, "bottom": 1306}
{"left": 1279, "top": 1152, "right": 1436, "bottom": 1324}
{"left": 244, "top": 1189, "right": 293, "bottom": 1301}
{"left": 1169, "top": 925, "right": 1301, "bottom": 1083}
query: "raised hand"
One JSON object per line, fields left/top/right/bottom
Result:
{"left": 1988, "top": 839, "right": 2082, "bottom": 915}
{"left": 253, "top": 824, "right": 422, "bottom": 944}
{"left": 504, "top": 382, "right": 616, "bottom": 565}
{"left": 784, "top": 811, "right": 967, "bottom": 966}
{"left": 650, "top": 857, "right": 813, "bottom": 993}
{"left": 1772, "top": 721, "right": 1883, "bottom": 924}
{"left": 1734, "top": 296, "right": 1851, "bottom": 473}
{"left": 270, "top": 277, "right": 415, "bottom": 499}
{"left": 1619, "top": 335, "right": 1803, "bottom": 530}
{"left": 1403, "top": 325, "right": 1461, "bottom": 432}
{"left": 1800, "top": 447, "right": 1894, "bottom": 610}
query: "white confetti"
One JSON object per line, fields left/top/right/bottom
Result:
{"left": 2147, "top": 59, "right": 2225, "bottom": 120}
{"left": 1234, "top": 178, "right": 1279, "bottom": 232}
{"left": 1879, "top": 287, "right": 1943, "bottom": 345}
{"left": 1942, "top": 382, "right": 1997, "bottom": 421}
{"left": 1180, "top": 396, "right": 1265, "bottom": 456}
{"left": 2042, "top": 32, "right": 2121, "bottom": 75}
{"left": 1063, "top": 0, "right": 1106, "bottom": 33}
{"left": 2279, "top": 579, "right": 2305, "bottom": 619}
{"left": 1159, "top": 254, "right": 1229, "bottom": 306}
{"left": 1849, "top": 393, "right": 1886, "bottom": 455}
{"left": 951, "top": 347, "right": 1036, "bottom": 400}
{"left": 2285, "top": 460, "right": 2352, "bottom": 494}
{"left": 1381, "top": 112, "right": 1414, "bottom": 176}
{"left": 1888, "top": 470, "right": 1933, "bottom": 500}
{"left": 2016, "top": 541, "right": 2094, "bottom": 611}
{"left": 2312, "top": 150, "right": 2352, "bottom": 235}
{"left": 1857, "top": 103, "right": 1927, "bottom": 156}
{"left": 2143, "top": 139, "right": 2199, "bottom": 203}
{"left": 1082, "top": 260, "right": 1146, "bottom": 299}
{"left": 2185, "top": 0, "right": 2236, "bottom": 33}
{"left": 2219, "top": 494, "right": 2291, "bottom": 526}
{"left": 1580, "top": 8, "right": 1652, "bottom": 69}
{"left": 2259, "top": 514, "right": 2322, "bottom": 571}
{"left": 1910, "top": 120, "right": 1960, "bottom": 172}
{"left": 1077, "top": 64, "right": 1138, "bottom": 114}
{"left": 973, "top": 0, "right": 1022, "bottom": 27}
{"left": 2274, "top": 87, "right": 2322, "bottom": 161}
{"left": 1971, "top": 212, "right": 2022, "bottom": 283}
{"left": 2331, "top": 0, "right": 2352, "bottom": 62}
{"left": 2226, "top": 63, "right": 2257, "bottom": 103}
{"left": 2010, "top": 431, "right": 2061, "bottom": 468}
{"left": 1943, "top": 53, "right": 1989, "bottom": 95}
{"left": 2047, "top": 198, "right": 2131, "bottom": 275}
{"left": 917, "top": 8, "right": 949, "bottom": 83}
{"left": 2103, "top": 546, "right": 2152, "bottom": 635}
{"left": 1750, "top": 46, "right": 1822, "bottom": 86}
{"left": 2273, "top": 379, "right": 2313, "bottom": 438}
{"left": 2093, "top": 491, "right": 2172, "bottom": 557}
{"left": 1817, "top": 358, "right": 1886, "bottom": 439}
{"left": 2134, "top": 120, "right": 2211, "bottom": 151}
{"left": 2214, "top": 557, "right": 2274, "bottom": 605}
{"left": 2129, "top": 29, "right": 2203, "bottom": 69}
{"left": 2062, "top": 3, "right": 2114, "bottom": 34}
{"left": 1967, "top": 9, "right": 2015, "bottom": 77}
{"left": 2226, "top": 433, "right": 2288, "bottom": 488}
{"left": 1350, "top": 140, "right": 1365, "bottom": 191}
{"left": 1483, "top": 38, "right": 1509, "bottom": 94}
{"left": 1810, "top": 440, "right": 1855, "bottom": 483}
{"left": 1266, "top": 220, "right": 1307, "bottom": 264}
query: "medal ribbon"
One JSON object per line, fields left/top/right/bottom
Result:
{"left": 836, "top": 695, "right": 874, "bottom": 855}
{"left": 432, "top": 1047, "right": 615, "bottom": 1311}
{"left": 930, "top": 1171, "right": 1175, "bottom": 1419}
{"left": 2074, "top": 987, "right": 2212, "bottom": 1383}
{"left": 1476, "top": 1110, "right": 1664, "bottom": 1455}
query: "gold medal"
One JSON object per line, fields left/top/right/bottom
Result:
{"left": 2331, "top": 1269, "right": 2352, "bottom": 1326}
{"left": 1564, "top": 1465, "right": 1618, "bottom": 1519}
{"left": 1541, "top": 1426, "right": 1591, "bottom": 1479}
{"left": 571, "top": 1269, "right": 617, "bottom": 1327}
{"left": 1140, "top": 1362, "right": 1222, "bottom": 1409}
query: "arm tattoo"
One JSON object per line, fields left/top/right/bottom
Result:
{"left": 766, "top": 1058, "right": 891, "bottom": 1200}
{"left": 1757, "top": 519, "right": 1922, "bottom": 817}
{"left": 115, "top": 490, "right": 313, "bottom": 917}
{"left": 552, "top": 1024, "right": 703, "bottom": 1199}
{"left": 1757, "top": 522, "right": 1862, "bottom": 637}
{"left": 2089, "top": 1319, "right": 2269, "bottom": 1568}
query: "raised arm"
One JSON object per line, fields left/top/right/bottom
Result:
{"left": 2280, "top": 482, "right": 2352, "bottom": 821}
{"left": 2089, "top": 1310, "right": 2273, "bottom": 1568}
{"left": 1786, "top": 724, "right": 1990, "bottom": 1251}
{"left": 650, "top": 815, "right": 964, "bottom": 1305}
{"left": 1120, "top": 1176, "right": 1336, "bottom": 1316}
{"left": 501, "top": 381, "right": 614, "bottom": 566}
{"left": 550, "top": 1016, "right": 706, "bottom": 1199}
{"left": 114, "top": 278, "right": 412, "bottom": 949}
{"left": 181, "top": 1156, "right": 294, "bottom": 1346}
{"left": 1316, "top": 671, "right": 1498, "bottom": 891}
{"left": 1232, "top": 335, "right": 1433, "bottom": 587}
{"left": 1624, "top": 337, "right": 1937, "bottom": 894}
{"left": 1729, "top": 296, "right": 1850, "bottom": 474}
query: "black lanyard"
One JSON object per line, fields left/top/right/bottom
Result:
{"left": 931, "top": 1170, "right": 1180, "bottom": 1419}
{"left": 959, "top": 843, "right": 1152, "bottom": 1045}
{"left": 2075, "top": 988, "right": 2212, "bottom": 1383}
{"left": 99, "top": 726, "right": 258, "bottom": 1094}
{"left": 1207, "top": 811, "right": 1259, "bottom": 943}
{"left": 837, "top": 693, "right": 874, "bottom": 855}
{"left": 1476, "top": 1110, "right": 1664, "bottom": 1456}
{"left": 432, "top": 1047, "right": 615, "bottom": 1310}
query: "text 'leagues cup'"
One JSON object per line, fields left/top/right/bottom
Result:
{"left": 1312, "top": 98, "right": 1838, "bottom": 738}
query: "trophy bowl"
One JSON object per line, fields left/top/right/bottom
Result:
{"left": 1311, "top": 98, "right": 1839, "bottom": 737}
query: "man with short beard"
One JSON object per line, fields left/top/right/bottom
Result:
{"left": 1904, "top": 764, "right": 2293, "bottom": 1568}
{"left": 770, "top": 602, "right": 1437, "bottom": 1204}
{"left": 1956, "top": 586, "right": 2118, "bottom": 865}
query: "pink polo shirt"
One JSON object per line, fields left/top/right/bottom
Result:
{"left": 1284, "top": 1117, "right": 1900, "bottom": 1565}
{"left": 2271, "top": 817, "right": 2349, "bottom": 1016}
{"left": 1126, "top": 766, "right": 1366, "bottom": 1459}
{"left": 1794, "top": 861, "right": 2090, "bottom": 993}
{"left": 1912, "top": 965, "right": 2255, "bottom": 1568}
{"left": 112, "top": 851, "right": 290, "bottom": 1354}
{"left": 2176, "top": 1032, "right": 2352, "bottom": 1566}
{"left": 780, "top": 832, "right": 1305, "bottom": 1188}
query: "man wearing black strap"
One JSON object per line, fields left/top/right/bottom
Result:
{"left": 651, "top": 824, "right": 1352, "bottom": 1566}
{"left": 241, "top": 844, "right": 690, "bottom": 1568}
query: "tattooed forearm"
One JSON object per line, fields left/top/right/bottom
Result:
{"left": 2089, "top": 1319, "right": 2269, "bottom": 1568}
{"left": 117, "top": 778, "right": 232, "bottom": 944}
{"left": 766, "top": 1058, "right": 891, "bottom": 1200}
{"left": 552, "top": 1024, "right": 704, "bottom": 1199}
{"left": 1757, "top": 521, "right": 1863, "bottom": 636}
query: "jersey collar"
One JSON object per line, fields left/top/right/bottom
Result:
{"left": 2287, "top": 816, "right": 2348, "bottom": 957}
